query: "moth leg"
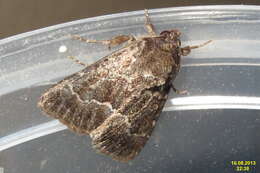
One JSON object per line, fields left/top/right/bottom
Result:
{"left": 71, "top": 34, "right": 135, "bottom": 49}
{"left": 181, "top": 40, "right": 212, "bottom": 56}
{"left": 171, "top": 84, "right": 187, "bottom": 95}
{"left": 68, "top": 55, "right": 88, "bottom": 67}
{"left": 144, "top": 9, "right": 157, "bottom": 36}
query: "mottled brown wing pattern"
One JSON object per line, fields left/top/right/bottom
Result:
{"left": 36, "top": 8, "right": 210, "bottom": 162}
{"left": 38, "top": 38, "right": 175, "bottom": 132}
{"left": 38, "top": 8, "right": 212, "bottom": 161}
{"left": 90, "top": 85, "right": 170, "bottom": 162}
{"left": 38, "top": 37, "right": 176, "bottom": 161}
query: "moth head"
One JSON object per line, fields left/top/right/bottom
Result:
{"left": 160, "top": 29, "right": 181, "bottom": 46}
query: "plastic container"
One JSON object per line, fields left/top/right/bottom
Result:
{"left": 0, "top": 5, "right": 259, "bottom": 173}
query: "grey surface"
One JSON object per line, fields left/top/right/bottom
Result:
{"left": 0, "top": 6, "right": 260, "bottom": 173}
{"left": 1, "top": 110, "right": 259, "bottom": 173}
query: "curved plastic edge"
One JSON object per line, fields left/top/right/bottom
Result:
{"left": 1, "top": 5, "right": 260, "bottom": 44}
{"left": 1, "top": 95, "right": 260, "bottom": 152}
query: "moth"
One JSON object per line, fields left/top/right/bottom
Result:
{"left": 38, "top": 10, "right": 211, "bottom": 162}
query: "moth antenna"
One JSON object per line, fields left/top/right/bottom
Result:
{"left": 68, "top": 56, "right": 88, "bottom": 67}
{"left": 181, "top": 40, "right": 212, "bottom": 56}
{"left": 70, "top": 34, "right": 135, "bottom": 49}
{"left": 189, "top": 40, "right": 212, "bottom": 49}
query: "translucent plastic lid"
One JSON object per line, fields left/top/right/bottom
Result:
{"left": 0, "top": 5, "right": 259, "bottom": 173}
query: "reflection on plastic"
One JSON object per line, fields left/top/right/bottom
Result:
{"left": 1, "top": 95, "right": 260, "bottom": 152}
{"left": 166, "top": 95, "right": 260, "bottom": 111}
{"left": 0, "top": 120, "right": 66, "bottom": 152}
